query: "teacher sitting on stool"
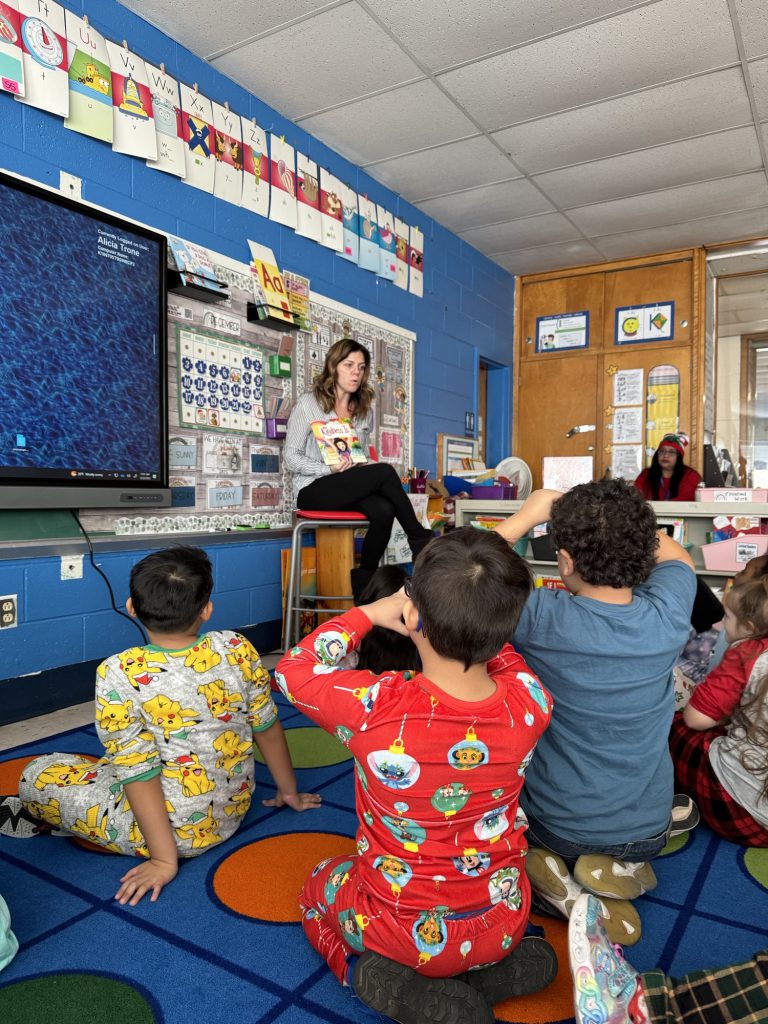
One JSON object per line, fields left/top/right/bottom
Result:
{"left": 284, "top": 338, "right": 434, "bottom": 602}
{"left": 634, "top": 431, "right": 702, "bottom": 502}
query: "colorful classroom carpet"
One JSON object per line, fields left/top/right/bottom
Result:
{"left": 1, "top": 692, "right": 767, "bottom": 1024}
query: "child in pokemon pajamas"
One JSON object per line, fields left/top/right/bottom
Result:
{"left": 275, "top": 528, "right": 557, "bottom": 1024}
{"left": 15, "top": 546, "right": 320, "bottom": 905}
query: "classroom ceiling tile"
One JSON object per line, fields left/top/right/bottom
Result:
{"left": 457, "top": 212, "right": 583, "bottom": 253}
{"left": 297, "top": 80, "right": 478, "bottom": 165}
{"left": 437, "top": 0, "right": 739, "bottom": 130}
{"left": 566, "top": 172, "right": 768, "bottom": 236}
{"left": 363, "top": 0, "right": 645, "bottom": 73}
{"left": 531, "top": 127, "right": 763, "bottom": 208}
{"left": 118, "top": 0, "right": 337, "bottom": 57}
{"left": 415, "top": 180, "right": 555, "bottom": 235}
{"left": 492, "top": 69, "right": 752, "bottom": 174}
{"left": 750, "top": 59, "right": 768, "bottom": 120}
{"left": 590, "top": 205, "right": 768, "bottom": 259}
{"left": 733, "top": 0, "right": 768, "bottom": 59}
{"left": 364, "top": 137, "right": 519, "bottom": 202}
{"left": 491, "top": 240, "right": 604, "bottom": 274}
{"left": 212, "top": 5, "right": 423, "bottom": 120}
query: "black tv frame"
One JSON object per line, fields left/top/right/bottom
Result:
{"left": 0, "top": 169, "right": 170, "bottom": 510}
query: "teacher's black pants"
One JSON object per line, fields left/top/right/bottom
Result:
{"left": 297, "top": 462, "right": 432, "bottom": 570}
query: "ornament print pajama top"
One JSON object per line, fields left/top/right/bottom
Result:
{"left": 275, "top": 608, "right": 552, "bottom": 981}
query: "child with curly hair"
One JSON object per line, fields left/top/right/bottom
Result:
{"left": 670, "top": 576, "right": 768, "bottom": 846}
{"left": 496, "top": 480, "right": 697, "bottom": 945}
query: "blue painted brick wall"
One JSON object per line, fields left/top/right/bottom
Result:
{"left": 0, "top": 0, "right": 515, "bottom": 684}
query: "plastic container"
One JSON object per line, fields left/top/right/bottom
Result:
{"left": 696, "top": 488, "right": 768, "bottom": 503}
{"left": 443, "top": 475, "right": 475, "bottom": 496}
{"left": 700, "top": 534, "right": 768, "bottom": 572}
{"left": 471, "top": 484, "right": 517, "bottom": 499}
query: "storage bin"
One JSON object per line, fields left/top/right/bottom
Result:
{"left": 443, "top": 475, "right": 475, "bottom": 496}
{"left": 471, "top": 484, "right": 518, "bottom": 500}
{"left": 696, "top": 488, "right": 768, "bottom": 503}
{"left": 265, "top": 417, "right": 287, "bottom": 439}
{"left": 700, "top": 534, "right": 768, "bottom": 572}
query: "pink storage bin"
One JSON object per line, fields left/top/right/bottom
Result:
{"left": 696, "top": 488, "right": 768, "bottom": 502}
{"left": 701, "top": 534, "right": 768, "bottom": 572}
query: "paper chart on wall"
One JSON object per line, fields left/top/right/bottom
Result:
{"left": 240, "top": 119, "right": 269, "bottom": 216}
{"left": 212, "top": 100, "right": 243, "bottom": 205}
{"left": 612, "top": 368, "right": 643, "bottom": 407}
{"left": 319, "top": 168, "right": 343, "bottom": 251}
{"left": 169, "top": 433, "right": 198, "bottom": 470}
{"left": 612, "top": 407, "right": 643, "bottom": 444}
{"left": 64, "top": 11, "right": 112, "bottom": 142}
{"left": 611, "top": 445, "right": 643, "bottom": 481}
{"left": 394, "top": 217, "right": 409, "bottom": 291}
{"left": 202, "top": 433, "right": 243, "bottom": 475}
{"left": 295, "top": 152, "right": 321, "bottom": 242}
{"left": 357, "top": 194, "right": 379, "bottom": 271}
{"left": 180, "top": 83, "right": 215, "bottom": 192}
{"left": 377, "top": 205, "right": 397, "bottom": 281}
{"left": 105, "top": 41, "right": 157, "bottom": 160}
{"left": 269, "top": 134, "right": 297, "bottom": 228}
{"left": 144, "top": 61, "right": 185, "bottom": 176}
{"left": 15, "top": 0, "right": 68, "bottom": 116}
{"left": 408, "top": 225, "right": 424, "bottom": 297}
{"left": 177, "top": 326, "right": 264, "bottom": 434}
{"left": 340, "top": 182, "right": 359, "bottom": 263}
{"left": 0, "top": 0, "right": 24, "bottom": 96}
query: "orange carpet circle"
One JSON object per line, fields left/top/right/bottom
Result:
{"left": 212, "top": 831, "right": 355, "bottom": 921}
{"left": 0, "top": 756, "right": 36, "bottom": 794}
{"left": 494, "top": 915, "right": 572, "bottom": 1023}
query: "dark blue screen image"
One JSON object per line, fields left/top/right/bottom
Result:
{"left": 0, "top": 177, "right": 165, "bottom": 483}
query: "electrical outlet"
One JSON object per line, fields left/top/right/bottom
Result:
{"left": 0, "top": 595, "right": 17, "bottom": 629}
{"left": 60, "top": 171, "right": 82, "bottom": 199}
{"left": 61, "top": 555, "right": 83, "bottom": 580}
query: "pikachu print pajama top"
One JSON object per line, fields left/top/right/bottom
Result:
{"left": 276, "top": 608, "right": 553, "bottom": 982}
{"left": 19, "top": 631, "right": 278, "bottom": 857}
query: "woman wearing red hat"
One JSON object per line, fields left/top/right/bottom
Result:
{"left": 634, "top": 432, "right": 702, "bottom": 501}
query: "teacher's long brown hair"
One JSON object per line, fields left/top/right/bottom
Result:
{"left": 313, "top": 338, "right": 375, "bottom": 420}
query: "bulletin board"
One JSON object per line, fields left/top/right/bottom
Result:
{"left": 80, "top": 244, "right": 415, "bottom": 536}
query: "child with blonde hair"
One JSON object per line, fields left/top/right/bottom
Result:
{"left": 670, "top": 576, "right": 768, "bottom": 845}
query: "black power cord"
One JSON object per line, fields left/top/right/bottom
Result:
{"left": 70, "top": 510, "right": 147, "bottom": 644}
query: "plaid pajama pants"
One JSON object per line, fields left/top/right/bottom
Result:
{"left": 642, "top": 949, "right": 768, "bottom": 1024}
{"left": 668, "top": 715, "right": 768, "bottom": 847}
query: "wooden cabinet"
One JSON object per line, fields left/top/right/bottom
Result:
{"left": 514, "top": 249, "right": 705, "bottom": 488}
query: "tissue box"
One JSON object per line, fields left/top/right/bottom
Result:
{"left": 701, "top": 534, "right": 768, "bottom": 572}
{"left": 471, "top": 484, "right": 518, "bottom": 499}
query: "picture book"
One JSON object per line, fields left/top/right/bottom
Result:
{"left": 311, "top": 418, "right": 367, "bottom": 467}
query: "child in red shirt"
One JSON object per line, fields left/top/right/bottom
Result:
{"left": 276, "top": 528, "right": 557, "bottom": 1023}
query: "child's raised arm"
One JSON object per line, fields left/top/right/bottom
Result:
{"left": 494, "top": 489, "right": 563, "bottom": 544}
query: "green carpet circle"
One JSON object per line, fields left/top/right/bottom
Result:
{"left": 0, "top": 974, "right": 155, "bottom": 1024}
{"left": 659, "top": 832, "right": 689, "bottom": 856}
{"left": 744, "top": 847, "right": 768, "bottom": 889}
{"left": 254, "top": 725, "right": 352, "bottom": 768}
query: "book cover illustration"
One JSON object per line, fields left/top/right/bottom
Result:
{"left": 311, "top": 418, "right": 366, "bottom": 467}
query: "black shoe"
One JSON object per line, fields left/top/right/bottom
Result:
{"left": 408, "top": 529, "right": 436, "bottom": 562}
{"left": 353, "top": 951, "right": 494, "bottom": 1024}
{"left": 350, "top": 568, "right": 375, "bottom": 604}
{"left": 668, "top": 793, "right": 700, "bottom": 838}
{"left": 454, "top": 936, "right": 558, "bottom": 1005}
{"left": 0, "top": 795, "right": 42, "bottom": 838}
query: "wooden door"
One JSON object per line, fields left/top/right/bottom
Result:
{"left": 603, "top": 258, "right": 693, "bottom": 347}
{"left": 597, "top": 345, "right": 692, "bottom": 481}
{"left": 519, "top": 272, "right": 605, "bottom": 358}
{"left": 516, "top": 354, "right": 600, "bottom": 489}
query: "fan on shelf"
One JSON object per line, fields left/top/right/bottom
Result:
{"left": 495, "top": 457, "right": 532, "bottom": 499}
